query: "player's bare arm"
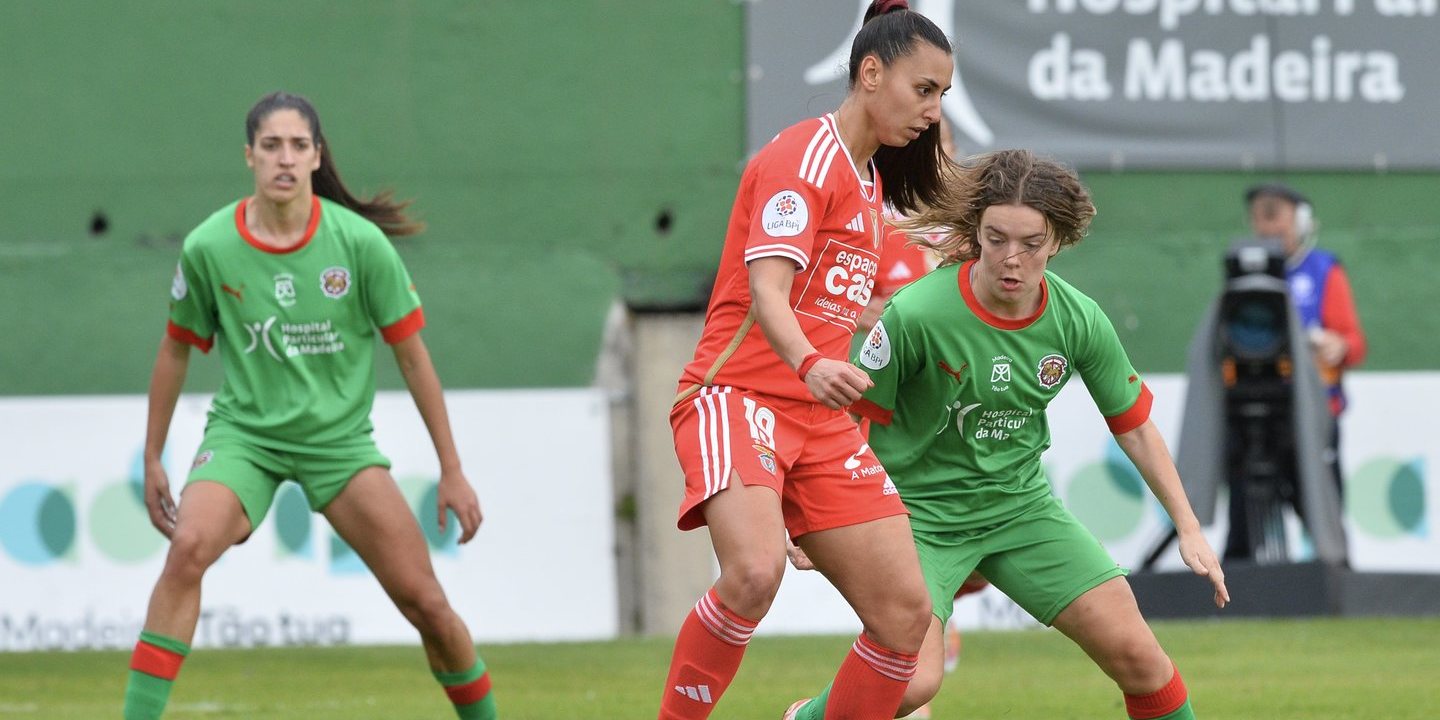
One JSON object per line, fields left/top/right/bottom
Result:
{"left": 142, "top": 335, "right": 193, "bottom": 537}
{"left": 1115, "top": 419, "right": 1229, "bottom": 608}
{"left": 749, "top": 257, "right": 871, "bottom": 409}
{"left": 391, "top": 333, "right": 483, "bottom": 543}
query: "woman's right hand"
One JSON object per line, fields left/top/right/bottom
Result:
{"left": 802, "top": 357, "right": 874, "bottom": 409}
{"left": 144, "top": 459, "right": 178, "bottom": 538}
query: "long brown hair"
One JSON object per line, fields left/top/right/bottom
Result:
{"left": 245, "top": 92, "right": 424, "bottom": 237}
{"left": 849, "top": 0, "right": 953, "bottom": 215}
{"left": 907, "top": 149, "right": 1096, "bottom": 266}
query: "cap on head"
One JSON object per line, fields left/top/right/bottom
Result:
{"left": 1244, "top": 182, "right": 1308, "bottom": 208}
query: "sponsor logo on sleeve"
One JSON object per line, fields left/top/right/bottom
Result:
{"left": 170, "top": 264, "right": 187, "bottom": 301}
{"left": 762, "top": 190, "right": 808, "bottom": 238}
{"left": 191, "top": 450, "right": 214, "bottom": 470}
{"left": 1037, "top": 354, "right": 1069, "bottom": 389}
{"left": 320, "top": 267, "right": 351, "bottom": 299}
{"left": 858, "top": 320, "right": 892, "bottom": 370}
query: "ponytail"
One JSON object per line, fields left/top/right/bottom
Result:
{"left": 849, "top": 0, "right": 953, "bottom": 216}
{"left": 245, "top": 92, "right": 424, "bottom": 237}
{"left": 311, "top": 141, "right": 425, "bottom": 237}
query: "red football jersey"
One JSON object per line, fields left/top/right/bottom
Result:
{"left": 680, "top": 114, "right": 886, "bottom": 401}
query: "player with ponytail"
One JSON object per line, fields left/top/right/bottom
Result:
{"left": 659, "top": 2, "right": 954, "bottom": 718}
{"left": 124, "top": 91, "right": 496, "bottom": 720}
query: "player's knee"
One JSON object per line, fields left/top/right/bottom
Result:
{"left": 716, "top": 558, "right": 785, "bottom": 617}
{"left": 859, "top": 587, "right": 931, "bottom": 652}
{"left": 396, "top": 586, "right": 455, "bottom": 635}
{"left": 162, "top": 528, "right": 223, "bottom": 582}
{"left": 1105, "top": 638, "right": 1170, "bottom": 693}
{"left": 891, "top": 585, "right": 934, "bottom": 641}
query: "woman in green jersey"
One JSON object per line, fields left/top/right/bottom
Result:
{"left": 789, "top": 149, "right": 1228, "bottom": 720}
{"left": 123, "top": 92, "right": 497, "bottom": 720}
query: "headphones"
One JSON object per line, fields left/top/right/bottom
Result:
{"left": 1245, "top": 182, "right": 1316, "bottom": 257}
{"left": 1293, "top": 199, "right": 1315, "bottom": 240}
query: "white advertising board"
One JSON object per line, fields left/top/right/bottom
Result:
{"left": 0, "top": 390, "right": 617, "bottom": 650}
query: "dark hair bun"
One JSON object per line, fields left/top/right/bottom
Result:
{"left": 866, "top": 0, "right": 909, "bottom": 22}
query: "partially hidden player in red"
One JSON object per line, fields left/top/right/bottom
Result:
{"left": 658, "top": 2, "right": 954, "bottom": 718}
{"left": 123, "top": 92, "right": 495, "bottom": 719}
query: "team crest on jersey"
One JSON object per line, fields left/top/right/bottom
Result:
{"left": 1037, "top": 354, "right": 1069, "bottom": 389}
{"left": 191, "top": 450, "right": 214, "bottom": 470}
{"left": 762, "top": 190, "right": 808, "bottom": 238}
{"left": 170, "top": 263, "right": 188, "bottom": 301}
{"left": 753, "top": 444, "right": 777, "bottom": 475}
{"left": 858, "top": 320, "right": 891, "bottom": 370}
{"left": 274, "top": 273, "right": 298, "bottom": 308}
{"left": 321, "top": 266, "right": 351, "bottom": 299}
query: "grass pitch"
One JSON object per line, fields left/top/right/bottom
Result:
{"left": 2, "top": 617, "right": 1436, "bottom": 718}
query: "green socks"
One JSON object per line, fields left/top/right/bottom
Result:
{"left": 1138, "top": 700, "right": 1195, "bottom": 720}
{"left": 122, "top": 633, "right": 499, "bottom": 720}
{"left": 795, "top": 683, "right": 833, "bottom": 720}
{"left": 122, "top": 631, "right": 190, "bottom": 720}
{"left": 434, "top": 656, "right": 498, "bottom": 719}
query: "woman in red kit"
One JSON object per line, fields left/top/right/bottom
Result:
{"left": 657, "top": 2, "right": 955, "bottom": 718}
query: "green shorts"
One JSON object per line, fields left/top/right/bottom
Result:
{"left": 914, "top": 494, "right": 1126, "bottom": 626}
{"left": 185, "top": 424, "right": 390, "bottom": 530}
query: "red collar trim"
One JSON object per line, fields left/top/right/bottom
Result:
{"left": 957, "top": 259, "right": 1048, "bottom": 330}
{"left": 235, "top": 196, "right": 322, "bottom": 254}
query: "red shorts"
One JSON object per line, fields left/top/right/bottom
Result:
{"left": 672, "top": 385, "right": 908, "bottom": 538}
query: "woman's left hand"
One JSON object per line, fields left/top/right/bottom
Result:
{"left": 1177, "top": 529, "right": 1229, "bottom": 608}
{"left": 786, "top": 536, "right": 815, "bottom": 571}
{"left": 437, "top": 470, "right": 484, "bottom": 544}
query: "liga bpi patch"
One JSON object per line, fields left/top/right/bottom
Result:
{"left": 761, "top": 190, "right": 808, "bottom": 238}
{"left": 858, "top": 319, "right": 892, "bottom": 370}
{"left": 1037, "top": 353, "right": 1068, "bottom": 389}
{"left": 191, "top": 450, "right": 214, "bottom": 470}
{"left": 171, "top": 263, "right": 188, "bottom": 301}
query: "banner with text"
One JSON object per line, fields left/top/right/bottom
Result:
{"left": 0, "top": 390, "right": 617, "bottom": 651}
{"left": 747, "top": 0, "right": 1440, "bottom": 169}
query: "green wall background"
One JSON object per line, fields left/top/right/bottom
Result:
{"left": 2, "top": 2, "right": 1433, "bottom": 396}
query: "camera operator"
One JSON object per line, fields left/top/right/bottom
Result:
{"left": 1245, "top": 183, "right": 1367, "bottom": 503}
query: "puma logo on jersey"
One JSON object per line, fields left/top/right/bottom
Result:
{"left": 222, "top": 283, "right": 244, "bottom": 302}
{"left": 938, "top": 360, "right": 968, "bottom": 383}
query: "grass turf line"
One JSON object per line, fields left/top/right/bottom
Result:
{"left": 1, "top": 617, "right": 1436, "bottom": 719}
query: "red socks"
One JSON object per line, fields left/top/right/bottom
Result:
{"left": 1124, "top": 663, "right": 1191, "bottom": 719}
{"left": 658, "top": 587, "right": 760, "bottom": 719}
{"left": 823, "top": 632, "right": 919, "bottom": 720}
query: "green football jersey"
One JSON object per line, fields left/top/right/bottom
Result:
{"left": 850, "top": 260, "right": 1150, "bottom": 532}
{"left": 167, "top": 197, "right": 423, "bottom": 450}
